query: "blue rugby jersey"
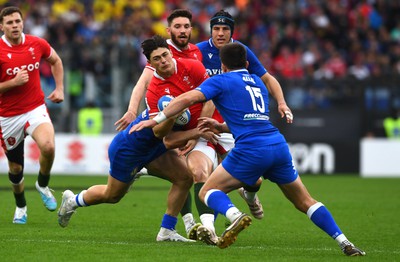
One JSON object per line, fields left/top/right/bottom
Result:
{"left": 195, "top": 69, "right": 285, "bottom": 147}
{"left": 196, "top": 38, "right": 267, "bottom": 77}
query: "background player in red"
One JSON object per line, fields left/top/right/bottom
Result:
{"left": 0, "top": 6, "right": 64, "bottom": 224}
{"left": 115, "top": 9, "right": 202, "bottom": 130}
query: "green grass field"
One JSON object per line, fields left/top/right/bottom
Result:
{"left": 0, "top": 174, "right": 399, "bottom": 262}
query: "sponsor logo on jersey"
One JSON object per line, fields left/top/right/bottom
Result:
{"left": 7, "top": 53, "right": 11, "bottom": 59}
{"left": 243, "top": 113, "right": 269, "bottom": 121}
{"left": 208, "top": 53, "right": 213, "bottom": 59}
{"left": 206, "top": 68, "right": 222, "bottom": 76}
{"left": 6, "top": 62, "right": 40, "bottom": 75}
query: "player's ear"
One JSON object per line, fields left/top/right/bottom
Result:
{"left": 245, "top": 61, "right": 249, "bottom": 69}
{"left": 221, "top": 64, "right": 227, "bottom": 73}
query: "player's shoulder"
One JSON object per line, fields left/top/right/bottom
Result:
{"left": 187, "top": 42, "right": 199, "bottom": 50}
{"left": 176, "top": 57, "right": 203, "bottom": 68}
{"left": 196, "top": 40, "right": 209, "bottom": 50}
{"left": 24, "top": 34, "right": 45, "bottom": 43}
{"left": 24, "top": 34, "right": 50, "bottom": 48}
{"left": 232, "top": 39, "right": 251, "bottom": 50}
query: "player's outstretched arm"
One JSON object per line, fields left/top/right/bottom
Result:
{"left": 115, "top": 67, "right": 153, "bottom": 131}
{"left": 261, "top": 72, "right": 293, "bottom": 124}
{"left": 129, "top": 119, "right": 158, "bottom": 133}
{"left": 129, "top": 90, "right": 206, "bottom": 133}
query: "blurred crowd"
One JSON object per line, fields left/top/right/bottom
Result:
{"left": 1, "top": 0, "right": 400, "bottom": 111}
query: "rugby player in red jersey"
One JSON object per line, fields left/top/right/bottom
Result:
{"left": 114, "top": 9, "right": 205, "bottom": 239}
{"left": 0, "top": 6, "right": 64, "bottom": 224}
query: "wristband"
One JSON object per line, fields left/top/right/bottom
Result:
{"left": 153, "top": 112, "right": 167, "bottom": 124}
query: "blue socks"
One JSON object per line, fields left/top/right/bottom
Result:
{"left": 204, "top": 189, "right": 235, "bottom": 216}
{"left": 307, "top": 202, "right": 342, "bottom": 239}
{"left": 161, "top": 214, "right": 178, "bottom": 230}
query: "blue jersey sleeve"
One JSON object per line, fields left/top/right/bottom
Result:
{"left": 245, "top": 46, "right": 268, "bottom": 77}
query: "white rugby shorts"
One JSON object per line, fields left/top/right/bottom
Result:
{"left": 189, "top": 132, "right": 235, "bottom": 170}
{"left": 0, "top": 104, "right": 52, "bottom": 150}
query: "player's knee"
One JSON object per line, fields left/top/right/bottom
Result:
{"left": 189, "top": 167, "right": 208, "bottom": 183}
{"left": 295, "top": 198, "right": 318, "bottom": 213}
{"left": 40, "top": 140, "right": 55, "bottom": 157}
{"left": 9, "top": 170, "right": 24, "bottom": 185}
{"left": 198, "top": 187, "right": 208, "bottom": 203}
{"left": 174, "top": 173, "right": 193, "bottom": 189}
{"left": 8, "top": 161, "right": 23, "bottom": 174}
{"left": 107, "top": 194, "right": 124, "bottom": 204}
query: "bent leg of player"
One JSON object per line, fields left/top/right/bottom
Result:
{"left": 5, "top": 141, "right": 28, "bottom": 224}
{"left": 147, "top": 150, "right": 195, "bottom": 242}
{"left": 200, "top": 164, "right": 252, "bottom": 249}
{"left": 8, "top": 166, "right": 27, "bottom": 224}
{"left": 27, "top": 106, "right": 58, "bottom": 211}
{"left": 238, "top": 179, "right": 264, "bottom": 219}
{"left": 144, "top": 156, "right": 199, "bottom": 240}
{"left": 187, "top": 143, "right": 218, "bottom": 244}
{"left": 279, "top": 176, "right": 366, "bottom": 256}
{"left": 58, "top": 174, "right": 131, "bottom": 227}
{"left": 216, "top": 133, "right": 265, "bottom": 221}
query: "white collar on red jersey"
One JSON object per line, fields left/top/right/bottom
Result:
{"left": 166, "top": 38, "right": 192, "bottom": 53}
{"left": 1, "top": 32, "right": 26, "bottom": 47}
{"left": 166, "top": 39, "right": 182, "bottom": 53}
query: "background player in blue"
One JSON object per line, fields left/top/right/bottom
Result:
{"left": 130, "top": 43, "right": 366, "bottom": 256}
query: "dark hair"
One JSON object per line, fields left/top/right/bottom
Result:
{"left": 210, "top": 9, "right": 235, "bottom": 36}
{"left": 141, "top": 35, "right": 169, "bottom": 60}
{"left": 0, "top": 6, "right": 22, "bottom": 23}
{"left": 220, "top": 43, "right": 247, "bottom": 70}
{"left": 167, "top": 9, "right": 192, "bottom": 26}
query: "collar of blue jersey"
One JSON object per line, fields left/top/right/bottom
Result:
{"left": 208, "top": 37, "right": 234, "bottom": 48}
{"left": 2, "top": 32, "right": 26, "bottom": 47}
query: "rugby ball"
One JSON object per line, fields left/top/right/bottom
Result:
{"left": 157, "top": 95, "right": 191, "bottom": 126}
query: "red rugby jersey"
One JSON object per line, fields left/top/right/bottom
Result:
{"left": 0, "top": 33, "right": 51, "bottom": 116}
{"left": 146, "top": 58, "right": 208, "bottom": 130}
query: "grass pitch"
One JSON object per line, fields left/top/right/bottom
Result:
{"left": 0, "top": 174, "right": 399, "bottom": 262}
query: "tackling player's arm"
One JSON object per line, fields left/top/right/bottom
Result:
{"left": 163, "top": 125, "right": 218, "bottom": 149}
{"left": 152, "top": 115, "right": 176, "bottom": 139}
{"left": 129, "top": 90, "right": 206, "bottom": 133}
{"left": 198, "top": 117, "right": 230, "bottom": 133}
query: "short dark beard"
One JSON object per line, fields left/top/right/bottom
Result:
{"left": 170, "top": 33, "right": 190, "bottom": 49}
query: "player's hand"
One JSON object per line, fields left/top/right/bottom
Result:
{"left": 129, "top": 119, "right": 157, "bottom": 134}
{"left": 178, "top": 139, "right": 197, "bottom": 156}
{"left": 47, "top": 87, "right": 64, "bottom": 103}
{"left": 198, "top": 117, "right": 223, "bottom": 134}
{"left": 199, "top": 128, "right": 219, "bottom": 145}
{"left": 115, "top": 111, "right": 136, "bottom": 132}
{"left": 278, "top": 103, "right": 293, "bottom": 124}
{"left": 13, "top": 69, "right": 29, "bottom": 86}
